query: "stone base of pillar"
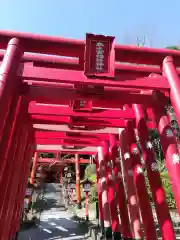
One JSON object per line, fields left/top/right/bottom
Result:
{"left": 113, "top": 231, "right": 122, "bottom": 239}
{"left": 104, "top": 226, "right": 112, "bottom": 239}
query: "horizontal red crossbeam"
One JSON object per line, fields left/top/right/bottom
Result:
{"left": 36, "top": 144, "right": 97, "bottom": 153}
{"left": 22, "top": 65, "right": 169, "bottom": 90}
{"left": 29, "top": 104, "right": 135, "bottom": 119}
{"left": 0, "top": 52, "right": 161, "bottom": 76}
{"left": 31, "top": 114, "right": 131, "bottom": 128}
{"left": 1, "top": 52, "right": 180, "bottom": 81}
{"left": 0, "top": 52, "right": 160, "bottom": 76}
{"left": 36, "top": 149, "right": 96, "bottom": 155}
{"left": 38, "top": 158, "right": 89, "bottom": 164}
{"left": 35, "top": 131, "right": 113, "bottom": 140}
{"left": 35, "top": 138, "right": 101, "bottom": 146}
{"left": 32, "top": 114, "right": 154, "bottom": 129}
{"left": 34, "top": 124, "right": 120, "bottom": 134}
{"left": 25, "top": 84, "right": 162, "bottom": 108}
{"left": 0, "top": 30, "right": 180, "bottom": 66}
{"left": 0, "top": 31, "right": 84, "bottom": 57}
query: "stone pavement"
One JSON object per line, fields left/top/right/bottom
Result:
{"left": 68, "top": 203, "right": 97, "bottom": 223}
{"left": 18, "top": 211, "right": 91, "bottom": 240}
{"left": 18, "top": 183, "right": 92, "bottom": 240}
{"left": 69, "top": 202, "right": 180, "bottom": 239}
{"left": 18, "top": 183, "right": 180, "bottom": 239}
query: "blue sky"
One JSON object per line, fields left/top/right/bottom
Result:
{"left": 0, "top": 0, "right": 180, "bottom": 48}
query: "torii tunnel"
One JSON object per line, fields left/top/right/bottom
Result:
{"left": 1, "top": 31, "right": 180, "bottom": 240}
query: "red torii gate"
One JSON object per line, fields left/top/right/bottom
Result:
{"left": 37, "top": 157, "right": 90, "bottom": 164}
{"left": 33, "top": 157, "right": 90, "bottom": 184}
{"left": 0, "top": 31, "right": 179, "bottom": 240}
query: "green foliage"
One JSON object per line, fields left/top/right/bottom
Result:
{"left": 149, "top": 129, "right": 164, "bottom": 160}
{"left": 160, "top": 171, "right": 176, "bottom": 209}
{"left": 84, "top": 164, "right": 96, "bottom": 179}
{"left": 88, "top": 184, "right": 98, "bottom": 203}
{"left": 145, "top": 158, "right": 176, "bottom": 209}
{"left": 39, "top": 152, "right": 54, "bottom": 158}
{"left": 80, "top": 164, "right": 97, "bottom": 203}
{"left": 166, "top": 46, "right": 180, "bottom": 50}
{"left": 88, "top": 174, "right": 96, "bottom": 182}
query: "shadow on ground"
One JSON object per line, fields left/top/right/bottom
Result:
{"left": 18, "top": 183, "right": 96, "bottom": 239}
{"left": 18, "top": 216, "right": 93, "bottom": 240}
{"left": 34, "top": 197, "right": 66, "bottom": 212}
{"left": 33, "top": 183, "right": 66, "bottom": 213}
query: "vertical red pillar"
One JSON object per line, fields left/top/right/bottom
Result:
{"left": 0, "top": 38, "right": 23, "bottom": 239}
{"left": 0, "top": 93, "right": 20, "bottom": 183}
{"left": 11, "top": 135, "right": 34, "bottom": 239}
{"left": 85, "top": 192, "right": 89, "bottom": 221}
{"left": 0, "top": 97, "right": 25, "bottom": 237}
{"left": 153, "top": 102, "right": 180, "bottom": 215}
{"left": 30, "top": 152, "right": 38, "bottom": 184}
{"left": 119, "top": 130, "right": 142, "bottom": 239}
{"left": 96, "top": 157, "right": 104, "bottom": 236}
{"left": 56, "top": 171, "right": 59, "bottom": 183}
{"left": 163, "top": 56, "right": 180, "bottom": 126}
{"left": 103, "top": 140, "right": 122, "bottom": 239}
{"left": 126, "top": 118, "right": 157, "bottom": 240}
{"left": 109, "top": 134, "right": 132, "bottom": 239}
{"left": 133, "top": 104, "right": 175, "bottom": 240}
{"left": 60, "top": 166, "right": 63, "bottom": 184}
{"left": 75, "top": 154, "right": 81, "bottom": 209}
{"left": 98, "top": 146, "right": 112, "bottom": 239}
{"left": 9, "top": 122, "right": 34, "bottom": 239}
{"left": 2, "top": 129, "right": 29, "bottom": 239}
{"left": 0, "top": 99, "right": 30, "bottom": 239}
{"left": 0, "top": 38, "right": 23, "bottom": 139}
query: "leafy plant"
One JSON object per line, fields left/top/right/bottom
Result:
{"left": 88, "top": 184, "right": 98, "bottom": 203}
{"left": 81, "top": 164, "right": 98, "bottom": 203}
{"left": 161, "top": 171, "right": 176, "bottom": 208}
{"left": 88, "top": 174, "right": 96, "bottom": 182}
{"left": 145, "top": 157, "right": 176, "bottom": 209}
{"left": 166, "top": 46, "right": 180, "bottom": 50}
{"left": 84, "top": 164, "right": 96, "bottom": 179}
{"left": 39, "top": 152, "right": 54, "bottom": 158}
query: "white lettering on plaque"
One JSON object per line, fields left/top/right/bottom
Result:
{"left": 84, "top": 183, "right": 91, "bottom": 192}
{"left": 26, "top": 188, "right": 33, "bottom": 196}
{"left": 96, "top": 42, "right": 104, "bottom": 72}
